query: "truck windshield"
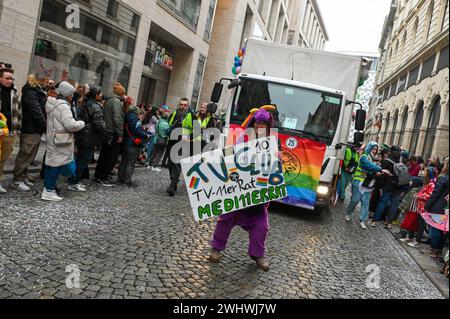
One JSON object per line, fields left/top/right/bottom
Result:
{"left": 230, "top": 78, "right": 343, "bottom": 145}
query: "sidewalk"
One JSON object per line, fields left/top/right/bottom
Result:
{"left": 387, "top": 224, "right": 449, "bottom": 299}
{"left": 343, "top": 187, "right": 449, "bottom": 299}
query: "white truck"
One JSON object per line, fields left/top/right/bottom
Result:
{"left": 210, "top": 39, "right": 368, "bottom": 211}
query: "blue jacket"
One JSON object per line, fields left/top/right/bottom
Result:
{"left": 123, "top": 108, "right": 148, "bottom": 147}
{"left": 359, "top": 142, "right": 382, "bottom": 174}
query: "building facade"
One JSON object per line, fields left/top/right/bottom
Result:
{"left": 199, "top": 0, "right": 328, "bottom": 110}
{"left": 0, "top": 0, "right": 215, "bottom": 109}
{"left": 366, "top": 0, "right": 449, "bottom": 160}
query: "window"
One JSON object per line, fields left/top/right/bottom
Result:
{"left": 410, "top": 102, "right": 424, "bottom": 156}
{"left": 101, "top": 27, "right": 119, "bottom": 50}
{"left": 160, "top": 0, "right": 202, "bottom": 29}
{"left": 34, "top": 0, "right": 137, "bottom": 95}
{"left": 407, "top": 65, "right": 420, "bottom": 88}
{"left": 426, "top": 0, "right": 435, "bottom": 41}
{"left": 230, "top": 78, "right": 343, "bottom": 146}
{"left": 423, "top": 96, "right": 441, "bottom": 160}
{"left": 383, "top": 87, "right": 389, "bottom": 101}
{"left": 411, "top": 17, "right": 419, "bottom": 52}
{"left": 107, "top": 0, "right": 119, "bottom": 18}
{"left": 389, "top": 83, "right": 395, "bottom": 98}
{"left": 420, "top": 54, "right": 436, "bottom": 80}
{"left": 204, "top": 0, "right": 216, "bottom": 42}
{"left": 83, "top": 17, "right": 98, "bottom": 41}
{"left": 191, "top": 54, "right": 206, "bottom": 110}
{"left": 401, "top": 31, "right": 407, "bottom": 61}
{"left": 437, "top": 46, "right": 449, "bottom": 71}
{"left": 442, "top": 0, "right": 449, "bottom": 31}
{"left": 398, "top": 106, "right": 408, "bottom": 147}
{"left": 397, "top": 74, "right": 407, "bottom": 93}
{"left": 123, "top": 37, "right": 136, "bottom": 56}
{"left": 131, "top": 13, "right": 140, "bottom": 30}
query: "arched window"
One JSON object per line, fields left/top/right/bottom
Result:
{"left": 398, "top": 106, "right": 409, "bottom": 148}
{"left": 390, "top": 110, "right": 399, "bottom": 145}
{"left": 423, "top": 96, "right": 441, "bottom": 160}
{"left": 383, "top": 112, "right": 390, "bottom": 144}
{"left": 410, "top": 101, "right": 424, "bottom": 155}
{"left": 426, "top": 0, "right": 435, "bottom": 41}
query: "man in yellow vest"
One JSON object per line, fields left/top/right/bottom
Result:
{"left": 346, "top": 141, "right": 391, "bottom": 229}
{"left": 167, "top": 97, "right": 191, "bottom": 196}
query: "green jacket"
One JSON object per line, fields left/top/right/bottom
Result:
{"left": 344, "top": 148, "right": 359, "bottom": 167}
{"left": 154, "top": 118, "right": 170, "bottom": 143}
{"left": 103, "top": 95, "right": 124, "bottom": 138}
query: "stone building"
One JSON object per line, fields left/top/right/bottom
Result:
{"left": 0, "top": 0, "right": 214, "bottom": 108}
{"left": 366, "top": 0, "right": 449, "bottom": 160}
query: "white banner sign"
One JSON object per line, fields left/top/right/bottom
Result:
{"left": 181, "top": 136, "right": 287, "bottom": 222}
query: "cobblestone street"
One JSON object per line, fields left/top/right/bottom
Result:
{"left": 0, "top": 168, "right": 444, "bottom": 299}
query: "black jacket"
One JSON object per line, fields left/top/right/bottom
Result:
{"left": 20, "top": 83, "right": 47, "bottom": 134}
{"left": 76, "top": 98, "right": 106, "bottom": 147}
{"left": 425, "top": 175, "right": 449, "bottom": 214}
{"left": 376, "top": 158, "right": 396, "bottom": 189}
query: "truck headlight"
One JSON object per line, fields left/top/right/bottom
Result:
{"left": 317, "top": 186, "right": 329, "bottom": 195}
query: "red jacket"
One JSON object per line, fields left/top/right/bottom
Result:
{"left": 416, "top": 179, "right": 436, "bottom": 213}
{"left": 408, "top": 163, "right": 420, "bottom": 176}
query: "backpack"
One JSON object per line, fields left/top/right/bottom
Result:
{"left": 387, "top": 158, "right": 410, "bottom": 186}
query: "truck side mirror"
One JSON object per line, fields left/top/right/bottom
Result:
{"left": 211, "top": 83, "right": 223, "bottom": 103}
{"left": 355, "top": 109, "right": 366, "bottom": 131}
{"left": 354, "top": 131, "right": 364, "bottom": 145}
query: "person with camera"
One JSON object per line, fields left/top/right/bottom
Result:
{"left": 346, "top": 142, "right": 391, "bottom": 229}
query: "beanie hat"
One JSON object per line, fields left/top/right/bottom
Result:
{"left": 56, "top": 81, "right": 76, "bottom": 97}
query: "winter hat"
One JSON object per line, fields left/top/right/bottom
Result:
{"left": 241, "top": 105, "right": 276, "bottom": 129}
{"left": 113, "top": 82, "right": 126, "bottom": 96}
{"left": 56, "top": 81, "right": 76, "bottom": 97}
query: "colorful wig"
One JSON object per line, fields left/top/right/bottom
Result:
{"left": 241, "top": 105, "right": 277, "bottom": 130}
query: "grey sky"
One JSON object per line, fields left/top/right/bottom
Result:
{"left": 317, "top": 0, "right": 392, "bottom": 55}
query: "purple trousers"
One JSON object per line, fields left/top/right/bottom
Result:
{"left": 211, "top": 204, "right": 270, "bottom": 258}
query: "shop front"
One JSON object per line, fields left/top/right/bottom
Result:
{"left": 138, "top": 24, "right": 177, "bottom": 108}
{"left": 31, "top": 0, "right": 139, "bottom": 96}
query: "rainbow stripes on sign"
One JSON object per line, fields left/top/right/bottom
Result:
{"left": 189, "top": 177, "right": 201, "bottom": 189}
{"left": 256, "top": 178, "right": 268, "bottom": 187}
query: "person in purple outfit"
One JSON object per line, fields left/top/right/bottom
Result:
{"left": 208, "top": 105, "right": 277, "bottom": 271}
